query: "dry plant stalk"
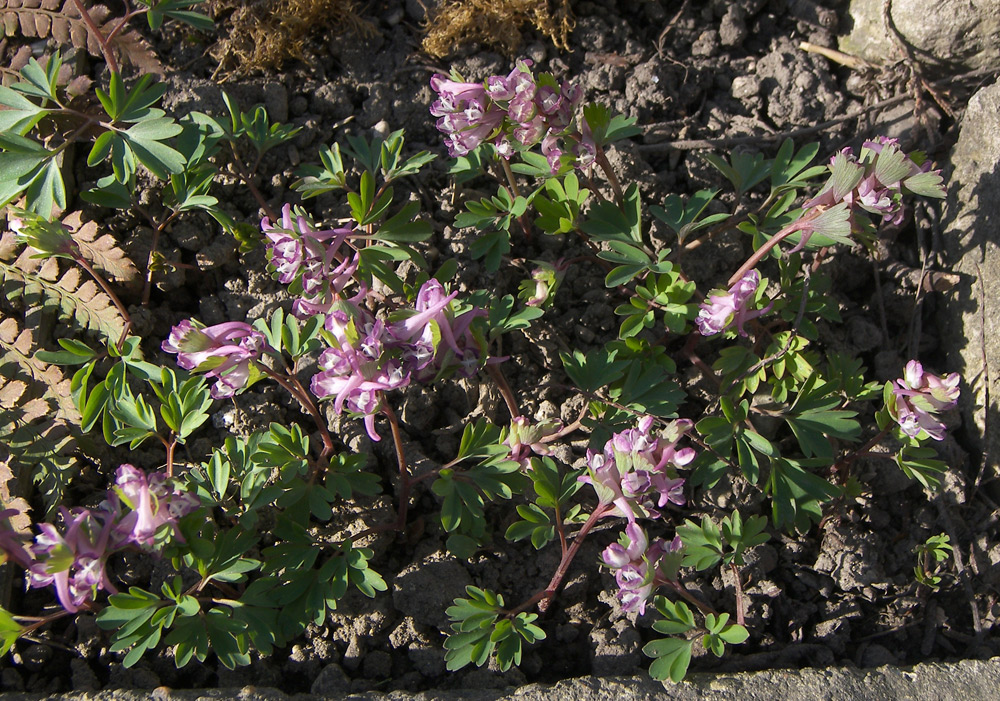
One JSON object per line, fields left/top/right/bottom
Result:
{"left": 422, "top": 0, "right": 574, "bottom": 59}
{"left": 209, "top": 0, "right": 375, "bottom": 74}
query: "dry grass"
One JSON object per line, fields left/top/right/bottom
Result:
{"left": 208, "top": 0, "right": 376, "bottom": 75}
{"left": 421, "top": 0, "right": 573, "bottom": 59}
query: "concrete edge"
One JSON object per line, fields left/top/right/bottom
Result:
{"left": 3, "top": 657, "right": 1000, "bottom": 701}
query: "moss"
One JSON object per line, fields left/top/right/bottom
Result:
{"left": 421, "top": 0, "right": 573, "bottom": 59}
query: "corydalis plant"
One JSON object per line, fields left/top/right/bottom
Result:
{"left": 804, "top": 137, "right": 945, "bottom": 233}
{"left": 430, "top": 60, "right": 589, "bottom": 171}
{"left": 601, "top": 522, "right": 683, "bottom": 615}
{"left": 696, "top": 269, "right": 771, "bottom": 337}
{"left": 162, "top": 320, "right": 268, "bottom": 399}
{"left": 311, "top": 279, "right": 489, "bottom": 440}
{"left": 0, "top": 465, "right": 196, "bottom": 612}
{"left": 887, "top": 360, "right": 960, "bottom": 441}
{"left": 260, "top": 203, "right": 361, "bottom": 318}
{"left": 581, "top": 417, "right": 694, "bottom": 522}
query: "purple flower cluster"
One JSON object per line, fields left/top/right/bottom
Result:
{"left": 430, "top": 61, "right": 588, "bottom": 172}
{"left": 310, "top": 279, "right": 487, "bottom": 441}
{"left": 696, "top": 269, "right": 771, "bottom": 337}
{"left": 162, "top": 320, "right": 268, "bottom": 399}
{"left": 804, "top": 137, "right": 944, "bottom": 234}
{"left": 260, "top": 203, "right": 360, "bottom": 319}
{"left": 889, "top": 360, "right": 960, "bottom": 441}
{"left": 0, "top": 466, "right": 198, "bottom": 612}
{"left": 581, "top": 417, "right": 694, "bottom": 521}
{"left": 601, "top": 522, "right": 682, "bottom": 615}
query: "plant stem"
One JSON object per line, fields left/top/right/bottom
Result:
{"left": 15, "top": 608, "right": 75, "bottom": 636}
{"left": 730, "top": 562, "right": 746, "bottom": 627}
{"left": 69, "top": 0, "right": 119, "bottom": 74}
{"left": 255, "top": 361, "right": 334, "bottom": 457}
{"left": 830, "top": 427, "right": 890, "bottom": 478}
{"left": 682, "top": 333, "right": 721, "bottom": 390}
{"left": 541, "top": 403, "right": 590, "bottom": 444}
{"left": 663, "top": 578, "right": 719, "bottom": 617}
{"left": 487, "top": 363, "right": 520, "bottom": 420}
{"left": 499, "top": 157, "right": 533, "bottom": 239}
{"left": 141, "top": 210, "right": 181, "bottom": 307}
{"left": 228, "top": 142, "right": 276, "bottom": 222}
{"left": 104, "top": 6, "right": 145, "bottom": 46}
{"left": 384, "top": 404, "right": 412, "bottom": 531}
{"left": 165, "top": 437, "right": 176, "bottom": 479}
{"left": 73, "top": 255, "right": 131, "bottom": 351}
{"left": 594, "top": 144, "right": 625, "bottom": 207}
{"left": 509, "top": 504, "right": 611, "bottom": 616}
{"left": 726, "top": 208, "right": 821, "bottom": 288}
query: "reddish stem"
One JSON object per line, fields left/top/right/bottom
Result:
{"left": 829, "top": 427, "right": 891, "bottom": 479}
{"left": 730, "top": 562, "right": 746, "bottom": 627}
{"left": 594, "top": 144, "right": 625, "bottom": 207}
{"left": 662, "top": 578, "right": 719, "bottom": 617}
{"left": 384, "top": 404, "right": 412, "bottom": 531}
{"left": 69, "top": 0, "right": 119, "bottom": 73}
{"left": 487, "top": 363, "right": 520, "bottom": 420}
{"left": 73, "top": 255, "right": 131, "bottom": 350}
{"left": 508, "top": 504, "right": 611, "bottom": 616}
{"left": 726, "top": 208, "right": 822, "bottom": 288}
{"left": 255, "top": 361, "right": 334, "bottom": 458}
{"left": 165, "top": 438, "right": 176, "bottom": 479}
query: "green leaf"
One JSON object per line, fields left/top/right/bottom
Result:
{"left": 560, "top": 347, "right": 627, "bottom": 393}
{"left": 0, "top": 85, "right": 50, "bottom": 134}
{"left": 469, "top": 230, "right": 510, "bottom": 273}
{"left": 896, "top": 445, "right": 948, "bottom": 490}
{"left": 580, "top": 184, "right": 642, "bottom": 245}
{"left": 0, "top": 606, "right": 25, "bottom": 656}
{"left": 650, "top": 189, "right": 728, "bottom": 244}
{"left": 703, "top": 150, "right": 770, "bottom": 195}
{"left": 123, "top": 120, "right": 186, "bottom": 179}
{"left": 652, "top": 598, "right": 696, "bottom": 635}
{"left": 376, "top": 200, "right": 433, "bottom": 243}
{"left": 644, "top": 637, "right": 693, "bottom": 683}
{"left": 768, "top": 457, "right": 840, "bottom": 532}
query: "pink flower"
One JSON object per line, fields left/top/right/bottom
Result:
{"left": 0, "top": 467, "right": 197, "bottom": 614}
{"left": 890, "top": 360, "right": 960, "bottom": 440}
{"left": 504, "top": 417, "right": 562, "bottom": 467}
{"left": 696, "top": 270, "right": 771, "bottom": 337}
{"left": 388, "top": 279, "right": 486, "bottom": 382}
{"left": 580, "top": 418, "right": 694, "bottom": 521}
{"left": 261, "top": 204, "right": 358, "bottom": 315}
{"left": 311, "top": 310, "right": 410, "bottom": 441}
{"left": 430, "top": 74, "right": 505, "bottom": 157}
{"left": 802, "top": 137, "right": 944, "bottom": 238}
{"left": 113, "top": 465, "right": 199, "bottom": 547}
{"left": 27, "top": 507, "right": 119, "bottom": 613}
{"left": 601, "top": 524, "right": 682, "bottom": 615}
{"left": 162, "top": 320, "right": 267, "bottom": 399}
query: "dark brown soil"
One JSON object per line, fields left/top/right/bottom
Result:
{"left": 3, "top": 0, "right": 999, "bottom": 695}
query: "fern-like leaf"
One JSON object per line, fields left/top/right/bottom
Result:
{"left": 62, "top": 211, "right": 139, "bottom": 285}
{"left": 0, "top": 0, "right": 164, "bottom": 74}
{"left": 1, "top": 232, "right": 127, "bottom": 339}
{"left": 0, "top": 452, "right": 32, "bottom": 535}
{"left": 0, "top": 317, "right": 79, "bottom": 516}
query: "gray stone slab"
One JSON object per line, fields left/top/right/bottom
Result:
{"left": 940, "top": 79, "right": 1000, "bottom": 474}
{"left": 839, "top": 0, "right": 1000, "bottom": 72}
{"left": 3, "top": 658, "right": 1000, "bottom": 700}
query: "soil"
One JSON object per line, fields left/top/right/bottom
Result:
{"left": 3, "top": 0, "right": 999, "bottom": 695}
